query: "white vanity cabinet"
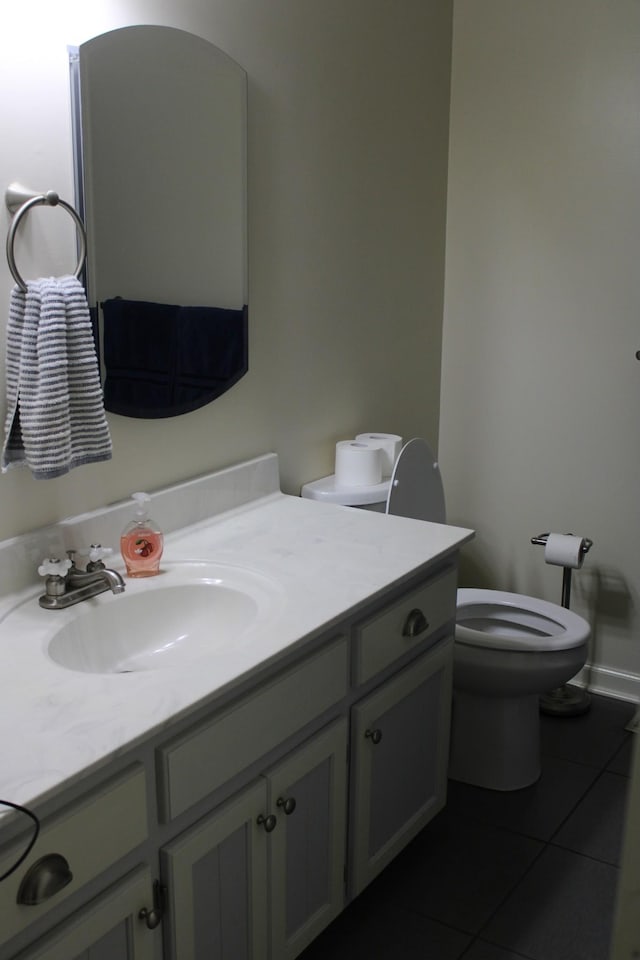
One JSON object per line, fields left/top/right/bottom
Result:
{"left": 0, "top": 558, "right": 460, "bottom": 960}
{"left": 0, "top": 455, "right": 474, "bottom": 960}
{"left": 162, "top": 719, "right": 348, "bottom": 960}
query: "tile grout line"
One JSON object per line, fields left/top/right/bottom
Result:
{"left": 462, "top": 733, "right": 628, "bottom": 956}
{"left": 457, "top": 931, "right": 536, "bottom": 960}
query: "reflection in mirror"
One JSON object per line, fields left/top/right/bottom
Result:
{"left": 69, "top": 25, "right": 248, "bottom": 418}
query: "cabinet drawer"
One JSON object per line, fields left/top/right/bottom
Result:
{"left": 354, "top": 567, "right": 457, "bottom": 684}
{"left": 12, "top": 868, "right": 154, "bottom": 960}
{"left": 0, "top": 765, "right": 147, "bottom": 943}
{"left": 158, "top": 637, "right": 349, "bottom": 821}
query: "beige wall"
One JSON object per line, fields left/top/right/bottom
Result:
{"left": 4, "top": 0, "right": 637, "bottom": 697}
{"left": 440, "top": 0, "right": 640, "bottom": 696}
{"left": 0, "top": 0, "right": 453, "bottom": 539}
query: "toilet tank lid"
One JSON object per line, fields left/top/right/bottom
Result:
{"left": 300, "top": 474, "right": 390, "bottom": 506}
{"left": 386, "top": 438, "right": 446, "bottom": 523}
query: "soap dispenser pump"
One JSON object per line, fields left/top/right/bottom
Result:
{"left": 120, "top": 492, "right": 164, "bottom": 577}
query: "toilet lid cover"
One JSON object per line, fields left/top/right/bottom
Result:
{"left": 386, "top": 438, "right": 446, "bottom": 523}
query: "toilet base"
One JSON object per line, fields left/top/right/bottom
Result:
{"left": 539, "top": 683, "right": 591, "bottom": 717}
{"left": 449, "top": 691, "right": 541, "bottom": 791}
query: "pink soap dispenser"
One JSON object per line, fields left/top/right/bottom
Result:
{"left": 120, "top": 492, "right": 164, "bottom": 577}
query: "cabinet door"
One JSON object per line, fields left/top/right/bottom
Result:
{"left": 161, "top": 780, "right": 268, "bottom": 960}
{"left": 266, "top": 718, "right": 348, "bottom": 960}
{"left": 350, "top": 638, "right": 453, "bottom": 896}
{"left": 14, "top": 868, "right": 156, "bottom": 960}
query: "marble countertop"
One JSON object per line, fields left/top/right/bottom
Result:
{"left": 0, "top": 486, "right": 473, "bottom": 813}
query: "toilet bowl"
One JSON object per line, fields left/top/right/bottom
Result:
{"left": 301, "top": 437, "right": 591, "bottom": 791}
{"left": 452, "top": 589, "right": 589, "bottom": 789}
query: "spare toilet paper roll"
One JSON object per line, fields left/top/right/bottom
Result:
{"left": 544, "top": 533, "right": 585, "bottom": 569}
{"left": 354, "top": 433, "right": 403, "bottom": 476}
{"left": 335, "top": 440, "right": 383, "bottom": 487}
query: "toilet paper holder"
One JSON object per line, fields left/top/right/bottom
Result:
{"left": 530, "top": 532, "right": 593, "bottom": 554}
{"left": 532, "top": 532, "right": 594, "bottom": 718}
{"left": 530, "top": 532, "right": 593, "bottom": 609}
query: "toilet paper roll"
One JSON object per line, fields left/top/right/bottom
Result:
{"left": 354, "top": 433, "right": 403, "bottom": 477}
{"left": 335, "top": 440, "right": 382, "bottom": 487}
{"left": 544, "top": 533, "right": 585, "bottom": 569}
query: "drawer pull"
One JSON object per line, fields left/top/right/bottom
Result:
{"left": 277, "top": 796, "right": 297, "bottom": 816}
{"left": 257, "top": 813, "right": 278, "bottom": 833}
{"left": 365, "top": 728, "right": 383, "bottom": 745}
{"left": 16, "top": 854, "right": 73, "bottom": 905}
{"left": 402, "top": 608, "right": 429, "bottom": 639}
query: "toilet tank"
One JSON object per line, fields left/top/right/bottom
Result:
{"left": 300, "top": 438, "right": 446, "bottom": 522}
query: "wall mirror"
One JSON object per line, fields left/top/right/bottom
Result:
{"left": 69, "top": 25, "right": 248, "bottom": 418}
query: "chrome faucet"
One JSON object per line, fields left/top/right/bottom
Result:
{"left": 38, "top": 546, "right": 126, "bottom": 610}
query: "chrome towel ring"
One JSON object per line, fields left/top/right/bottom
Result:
{"left": 5, "top": 182, "right": 87, "bottom": 292}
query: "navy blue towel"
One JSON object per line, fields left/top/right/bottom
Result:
{"left": 102, "top": 299, "right": 248, "bottom": 418}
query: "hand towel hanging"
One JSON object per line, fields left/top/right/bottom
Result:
{"left": 2, "top": 275, "right": 112, "bottom": 479}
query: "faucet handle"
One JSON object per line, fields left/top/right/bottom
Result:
{"left": 78, "top": 545, "right": 115, "bottom": 572}
{"left": 38, "top": 557, "right": 72, "bottom": 578}
{"left": 88, "top": 545, "right": 114, "bottom": 563}
{"left": 77, "top": 544, "right": 114, "bottom": 564}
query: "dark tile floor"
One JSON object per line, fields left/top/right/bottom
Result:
{"left": 300, "top": 692, "right": 636, "bottom": 960}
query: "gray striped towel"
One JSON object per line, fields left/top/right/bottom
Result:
{"left": 2, "top": 275, "right": 112, "bottom": 479}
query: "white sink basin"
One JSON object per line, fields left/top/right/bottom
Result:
{"left": 46, "top": 562, "right": 283, "bottom": 674}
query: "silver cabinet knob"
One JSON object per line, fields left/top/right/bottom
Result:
{"left": 257, "top": 813, "right": 277, "bottom": 833}
{"left": 365, "top": 728, "right": 383, "bottom": 745}
{"left": 138, "top": 880, "right": 164, "bottom": 929}
{"left": 277, "top": 796, "right": 297, "bottom": 816}
{"left": 138, "top": 906, "right": 162, "bottom": 930}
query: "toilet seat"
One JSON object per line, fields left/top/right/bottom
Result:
{"left": 456, "top": 588, "right": 590, "bottom": 653}
{"left": 385, "top": 439, "right": 589, "bottom": 656}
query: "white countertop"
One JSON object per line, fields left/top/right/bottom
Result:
{"left": 0, "top": 480, "right": 472, "bottom": 813}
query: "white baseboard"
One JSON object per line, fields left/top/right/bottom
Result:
{"left": 573, "top": 662, "right": 640, "bottom": 705}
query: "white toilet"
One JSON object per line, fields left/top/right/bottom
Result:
{"left": 302, "top": 437, "right": 590, "bottom": 791}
